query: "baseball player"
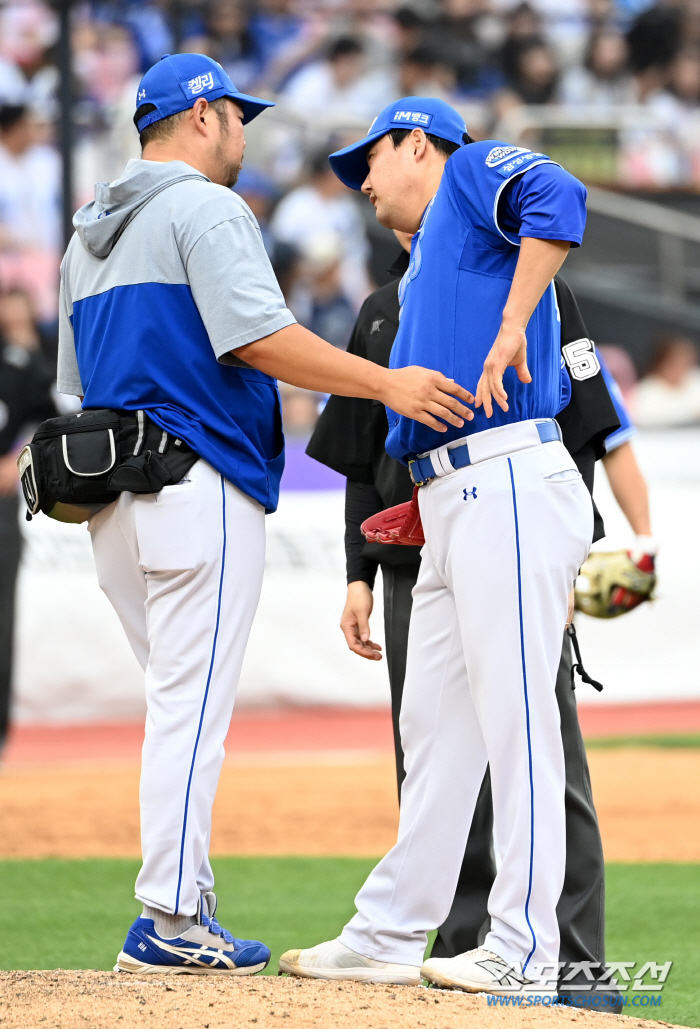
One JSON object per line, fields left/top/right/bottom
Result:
{"left": 57, "top": 60, "right": 472, "bottom": 976}
{"left": 307, "top": 253, "right": 623, "bottom": 1004}
{"left": 280, "top": 97, "right": 594, "bottom": 993}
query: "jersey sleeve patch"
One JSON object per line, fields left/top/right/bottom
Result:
{"left": 493, "top": 150, "right": 548, "bottom": 178}
{"left": 486, "top": 145, "right": 530, "bottom": 167}
{"left": 562, "top": 337, "right": 601, "bottom": 381}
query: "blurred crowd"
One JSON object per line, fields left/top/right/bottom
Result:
{"left": 2, "top": 0, "right": 700, "bottom": 430}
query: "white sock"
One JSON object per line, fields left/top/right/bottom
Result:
{"left": 142, "top": 905, "right": 196, "bottom": 939}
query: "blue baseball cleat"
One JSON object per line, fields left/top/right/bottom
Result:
{"left": 115, "top": 891, "right": 270, "bottom": 975}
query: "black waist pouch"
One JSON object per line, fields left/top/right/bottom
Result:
{"left": 18, "top": 409, "right": 198, "bottom": 518}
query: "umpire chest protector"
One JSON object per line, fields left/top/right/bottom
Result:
{"left": 387, "top": 141, "right": 587, "bottom": 463}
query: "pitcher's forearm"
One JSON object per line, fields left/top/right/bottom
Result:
{"left": 501, "top": 237, "right": 570, "bottom": 330}
{"left": 234, "top": 323, "right": 389, "bottom": 399}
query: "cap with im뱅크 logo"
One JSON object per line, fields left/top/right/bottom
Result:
{"left": 133, "top": 53, "right": 275, "bottom": 133}
{"left": 329, "top": 96, "right": 468, "bottom": 191}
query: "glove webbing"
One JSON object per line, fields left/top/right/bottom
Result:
{"left": 567, "top": 624, "right": 604, "bottom": 693}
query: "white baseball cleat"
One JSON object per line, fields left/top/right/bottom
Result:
{"left": 421, "top": 947, "right": 557, "bottom": 995}
{"left": 279, "top": 938, "right": 421, "bottom": 985}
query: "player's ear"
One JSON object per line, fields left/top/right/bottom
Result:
{"left": 412, "top": 128, "right": 428, "bottom": 159}
{"left": 192, "top": 98, "right": 209, "bottom": 136}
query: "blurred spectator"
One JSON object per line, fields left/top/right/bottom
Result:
{"left": 627, "top": 5, "right": 682, "bottom": 101}
{"left": 524, "top": 0, "right": 591, "bottom": 65}
{"left": 271, "top": 145, "right": 371, "bottom": 311}
{"left": 233, "top": 164, "right": 280, "bottom": 257}
{"left": 0, "top": 287, "right": 57, "bottom": 760}
{"left": 270, "top": 240, "right": 303, "bottom": 305}
{"left": 393, "top": 6, "right": 433, "bottom": 58}
{"left": 298, "top": 232, "right": 356, "bottom": 350}
{"left": 0, "top": 287, "right": 57, "bottom": 365}
{"left": 73, "top": 21, "right": 139, "bottom": 108}
{"left": 279, "top": 36, "right": 394, "bottom": 122}
{"left": 427, "top": 0, "right": 504, "bottom": 98}
{"left": 118, "top": 0, "right": 174, "bottom": 71}
{"left": 634, "top": 335, "right": 700, "bottom": 426}
{"left": 249, "top": 0, "right": 316, "bottom": 88}
{"left": 0, "top": 104, "right": 60, "bottom": 322}
{"left": 559, "top": 29, "right": 636, "bottom": 105}
{"left": 646, "top": 47, "right": 700, "bottom": 123}
{"left": 505, "top": 37, "right": 560, "bottom": 104}
{"left": 499, "top": 2, "right": 544, "bottom": 82}
{"left": 597, "top": 343, "right": 638, "bottom": 402}
{"left": 200, "top": 0, "right": 263, "bottom": 92}
{"left": 396, "top": 45, "right": 457, "bottom": 101}
{"left": 0, "top": 1, "right": 58, "bottom": 114}
{"left": 278, "top": 383, "right": 320, "bottom": 437}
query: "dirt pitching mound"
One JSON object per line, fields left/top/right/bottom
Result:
{"left": 0, "top": 971, "right": 686, "bottom": 1029}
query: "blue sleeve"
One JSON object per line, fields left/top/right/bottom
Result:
{"left": 500, "top": 163, "right": 587, "bottom": 247}
{"left": 598, "top": 350, "right": 637, "bottom": 451}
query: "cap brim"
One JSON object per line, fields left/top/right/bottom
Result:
{"left": 329, "top": 128, "right": 390, "bottom": 191}
{"left": 229, "top": 91, "right": 275, "bottom": 125}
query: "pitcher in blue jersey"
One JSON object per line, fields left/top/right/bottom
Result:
{"left": 280, "top": 99, "right": 595, "bottom": 996}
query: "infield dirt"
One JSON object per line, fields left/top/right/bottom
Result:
{"left": 0, "top": 971, "right": 689, "bottom": 1029}
{"left": 1, "top": 747, "right": 699, "bottom": 860}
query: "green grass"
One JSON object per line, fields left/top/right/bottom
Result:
{"left": 0, "top": 859, "right": 698, "bottom": 1026}
{"left": 605, "top": 864, "right": 700, "bottom": 1027}
{"left": 586, "top": 734, "right": 700, "bottom": 749}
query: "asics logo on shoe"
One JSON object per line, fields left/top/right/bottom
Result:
{"left": 476, "top": 958, "right": 529, "bottom": 988}
{"left": 146, "top": 933, "right": 238, "bottom": 969}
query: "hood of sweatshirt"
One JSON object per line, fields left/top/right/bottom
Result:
{"left": 73, "top": 159, "right": 207, "bottom": 259}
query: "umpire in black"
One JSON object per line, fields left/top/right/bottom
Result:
{"left": 0, "top": 326, "right": 56, "bottom": 757}
{"left": 307, "top": 236, "right": 622, "bottom": 1005}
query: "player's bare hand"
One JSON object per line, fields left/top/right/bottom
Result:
{"left": 341, "top": 581, "right": 383, "bottom": 661}
{"left": 475, "top": 325, "right": 531, "bottom": 418}
{"left": 381, "top": 367, "right": 474, "bottom": 432}
{"left": 0, "top": 453, "right": 18, "bottom": 496}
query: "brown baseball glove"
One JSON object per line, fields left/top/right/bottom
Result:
{"left": 574, "top": 550, "right": 656, "bottom": 619}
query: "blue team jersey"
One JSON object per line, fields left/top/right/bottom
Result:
{"left": 385, "top": 141, "right": 588, "bottom": 463}
{"left": 598, "top": 350, "right": 636, "bottom": 451}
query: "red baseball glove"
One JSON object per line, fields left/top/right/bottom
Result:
{"left": 361, "top": 486, "right": 425, "bottom": 546}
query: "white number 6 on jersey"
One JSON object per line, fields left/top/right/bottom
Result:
{"left": 562, "top": 337, "right": 601, "bottom": 381}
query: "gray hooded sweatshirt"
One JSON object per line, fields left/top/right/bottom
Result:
{"left": 57, "top": 158, "right": 295, "bottom": 512}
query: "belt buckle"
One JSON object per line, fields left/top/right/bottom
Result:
{"left": 408, "top": 459, "right": 426, "bottom": 487}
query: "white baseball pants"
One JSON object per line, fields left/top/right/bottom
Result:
{"left": 341, "top": 426, "right": 593, "bottom": 982}
{"left": 88, "top": 459, "right": 265, "bottom": 916}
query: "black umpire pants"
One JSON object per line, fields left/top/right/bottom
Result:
{"left": 0, "top": 493, "right": 21, "bottom": 753}
{"left": 382, "top": 563, "right": 607, "bottom": 983}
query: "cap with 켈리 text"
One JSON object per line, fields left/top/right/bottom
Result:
{"left": 133, "top": 52, "right": 274, "bottom": 133}
{"left": 329, "top": 96, "right": 468, "bottom": 191}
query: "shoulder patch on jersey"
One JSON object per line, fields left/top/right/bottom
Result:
{"left": 495, "top": 151, "right": 548, "bottom": 178}
{"left": 485, "top": 145, "right": 529, "bottom": 168}
{"left": 562, "top": 337, "right": 601, "bottom": 381}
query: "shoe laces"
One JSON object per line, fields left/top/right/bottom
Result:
{"left": 201, "top": 911, "right": 234, "bottom": 945}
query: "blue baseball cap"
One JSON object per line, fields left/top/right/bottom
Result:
{"left": 329, "top": 97, "right": 468, "bottom": 191}
{"left": 134, "top": 53, "right": 275, "bottom": 133}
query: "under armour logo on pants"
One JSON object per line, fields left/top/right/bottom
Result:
{"left": 463, "top": 487, "right": 477, "bottom": 501}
